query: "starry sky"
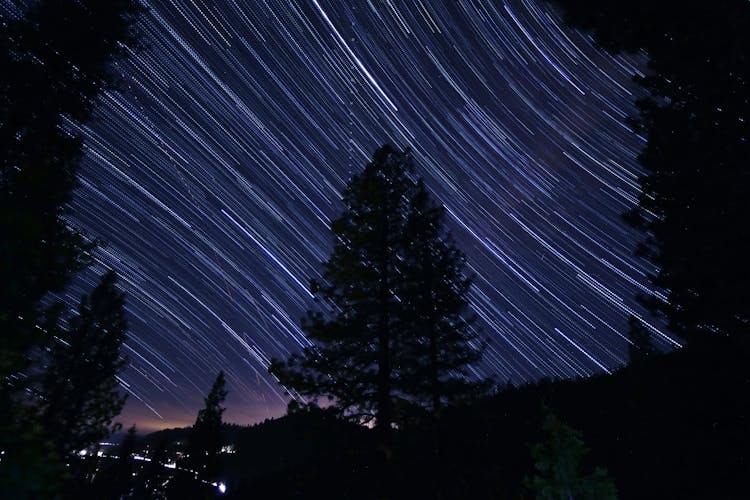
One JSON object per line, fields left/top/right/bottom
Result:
{"left": 54, "top": 0, "right": 680, "bottom": 431}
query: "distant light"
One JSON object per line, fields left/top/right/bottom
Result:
{"left": 165, "top": 462, "right": 176, "bottom": 469}
{"left": 79, "top": 449, "right": 87, "bottom": 456}
{"left": 218, "top": 482, "right": 227, "bottom": 494}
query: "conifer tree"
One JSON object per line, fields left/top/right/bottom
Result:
{"left": 271, "top": 145, "right": 416, "bottom": 430}
{"left": 270, "top": 144, "right": 483, "bottom": 429}
{"left": 0, "top": 2, "right": 140, "bottom": 492}
{"left": 401, "top": 179, "right": 485, "bottom": 414}
{"left": 184, "top": 371, "right": 228, "bottom": 481}
{"left": 527, "top": 409, "right": 617, "bottom": 500}
{"left": 550, "top": 1, "right": 750, "bottom": 340}
{"left": 0, "top": 0, "right": 141, "bottom": 384}
{"left": 39, "top": 271, "right": 129, "bottom": 458}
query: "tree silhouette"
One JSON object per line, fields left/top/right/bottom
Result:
{"left": 270, "top": 145, "right": 417, "bottom": 431}
{"left": 527, "top": 409, "right": 617, "bottom": 500}
{"left": 38, "top": 271, "right": 129, "bottom": 458}
{"left": 184, "top": 371, "right": 228, "bottom": 482}
{"left": 0, "top": 0, "right": 140, "bottom": 384}
{"left": 400, "top": 179, "right": 486, "bottom": 415}
{"left": 550, "top": 1, "right": 750, "bottom": 340}
{"left": 270, "top": 144, "right": 483, "bottom": 430}
{"left": 0, "top": 1, "right": 140, "bottom": 494}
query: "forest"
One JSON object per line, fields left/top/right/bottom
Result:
{"left": 1, "top": 0, "right": 748, "bottom": 498}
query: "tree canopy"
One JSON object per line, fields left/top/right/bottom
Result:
{"left": 39, "top": 271, "right": 129, "bottom": 458}
{"left": 270, "top": 144, "right": 485, "bottom": 430}
{"left": 0, "top": 0, "right": 141, "bottom": 381}
{"left": 0, "top": 1, "right": 140, "bottom": 495}
{"left": 550, "top": 0, "right": 750, "bottom": 339}
{"left": 527, "top": 409, "right": 617, "bottom": 500}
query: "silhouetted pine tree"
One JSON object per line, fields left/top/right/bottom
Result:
{"left": 0, "top": 2, "right": 139, "bottom": 494}
{"left": 400, "top": 179, "right": 486, "bottom": 415}
{"left": 271, "top": 144, "right": 484, "bottom": 431}
{"left": 550, "top": 1, "right": 750, "bottom": 340}
{"left": 38, "top": 271, "right": 129, "bottom": 458}
{"left": 0, "top": 0, "right": 140, "bottom": 384}
{"left": 184, "top": 371, "right": 227, "bottom": 482}
{"left": 270, "top": 145, "right": 417, "bottom": 431}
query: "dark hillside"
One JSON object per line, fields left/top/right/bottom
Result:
{"left": 142, "top": 336, "right": 750, "bottom": 498}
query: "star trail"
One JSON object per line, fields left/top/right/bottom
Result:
{"left": 50, "top": 0, "right": 680, "bottom": 430}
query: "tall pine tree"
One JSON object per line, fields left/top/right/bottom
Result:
{"left": 0, "top": 0, "right": 141, "bottom": 384}
{"left": 38, "top": 271, "right": 129, "bottom": 458}
{"left": 270, "top": 144, "right": 484, "bottom": 429}
{"left": 401, "top": 180, "right": 485, "bottom": 415}
{"left": 271, "top": 145, "right": 416, "bottom": 430}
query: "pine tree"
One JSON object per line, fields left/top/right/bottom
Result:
{"left": 0, "top": 2, "right": 139, "bottom": 493}
{"left": 271, "top": 145, "right": 416, "bottom": 430}
{"left": 270, "top": 144, "right": 483, "bottom": 429}
{"left": 527, "top": 409, "right": 617, "bottom": 500}
{"left": 0, "top": 0, "right": 141, "bottom": 384}
{"left": 184, "top": 371, "right": 228, "bottom": 481}
{"left": 39, "top": 271, "right": 129, "bottom": 458}
{"left": 550, "top": 1, "right": 750, "bottom": 340}
{"left": 94, "top": 424, "right": 138, "bottom": 499}
{"left": 401, "top": 179, "right": 485, "bottom": 415}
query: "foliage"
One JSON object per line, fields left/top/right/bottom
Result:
{"left": 550, "top": 0, "right": 750, "bottom": 339}
{"left": 400, "top": 178, "right": 487, "bottom": 414}
{"left": 0, "top": 0, "right": 141, "bottom": 383}
{"left": 527, "top": 409, "right": 617, "bottom": 500}
{"left": 0, "top": 1, "right": 140, "bottom": 495}
{"left": 0, "top": 413, "right": 64, "bottom": 498}
{"left": 38, "top": 271, "right": 129, "bottom": 457}
{"left": 270, "top": 144, "right": 483, "bottom": 430}
{"left": 184, "top": 371, "right": 228, "bottom": 481}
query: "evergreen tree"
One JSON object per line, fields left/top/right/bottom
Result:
{"left": 39, "top": 271, "right": 129, "bottom": 458}
{"left": 627, "top": 315, "right": 656, "bottom": 364}
{"left": 549, "top": 1, "right": 750, "bottom": 340}
{"left": 527, "top": 409, "right": 617, "bottom": 500}
{"left": 184, "top": 371, "right": 228, "bottom": 481}
{"left": 270, "top": 144, "right": 483, "bottom": 429}
{"left": 0, "top": 1, "right": 139, "bottom": 493}
{"left": 271, "top": 145, "right": 416, "bottom": 430}
{"left": 0, "top": 0, "right": 141, "bottom": 384}
{"left": 401, "top": 179, "right": 485, "bottom": 414}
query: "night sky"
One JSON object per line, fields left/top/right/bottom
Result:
{"left": 54, "top": 0, "right": 680, "bottom": 431}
